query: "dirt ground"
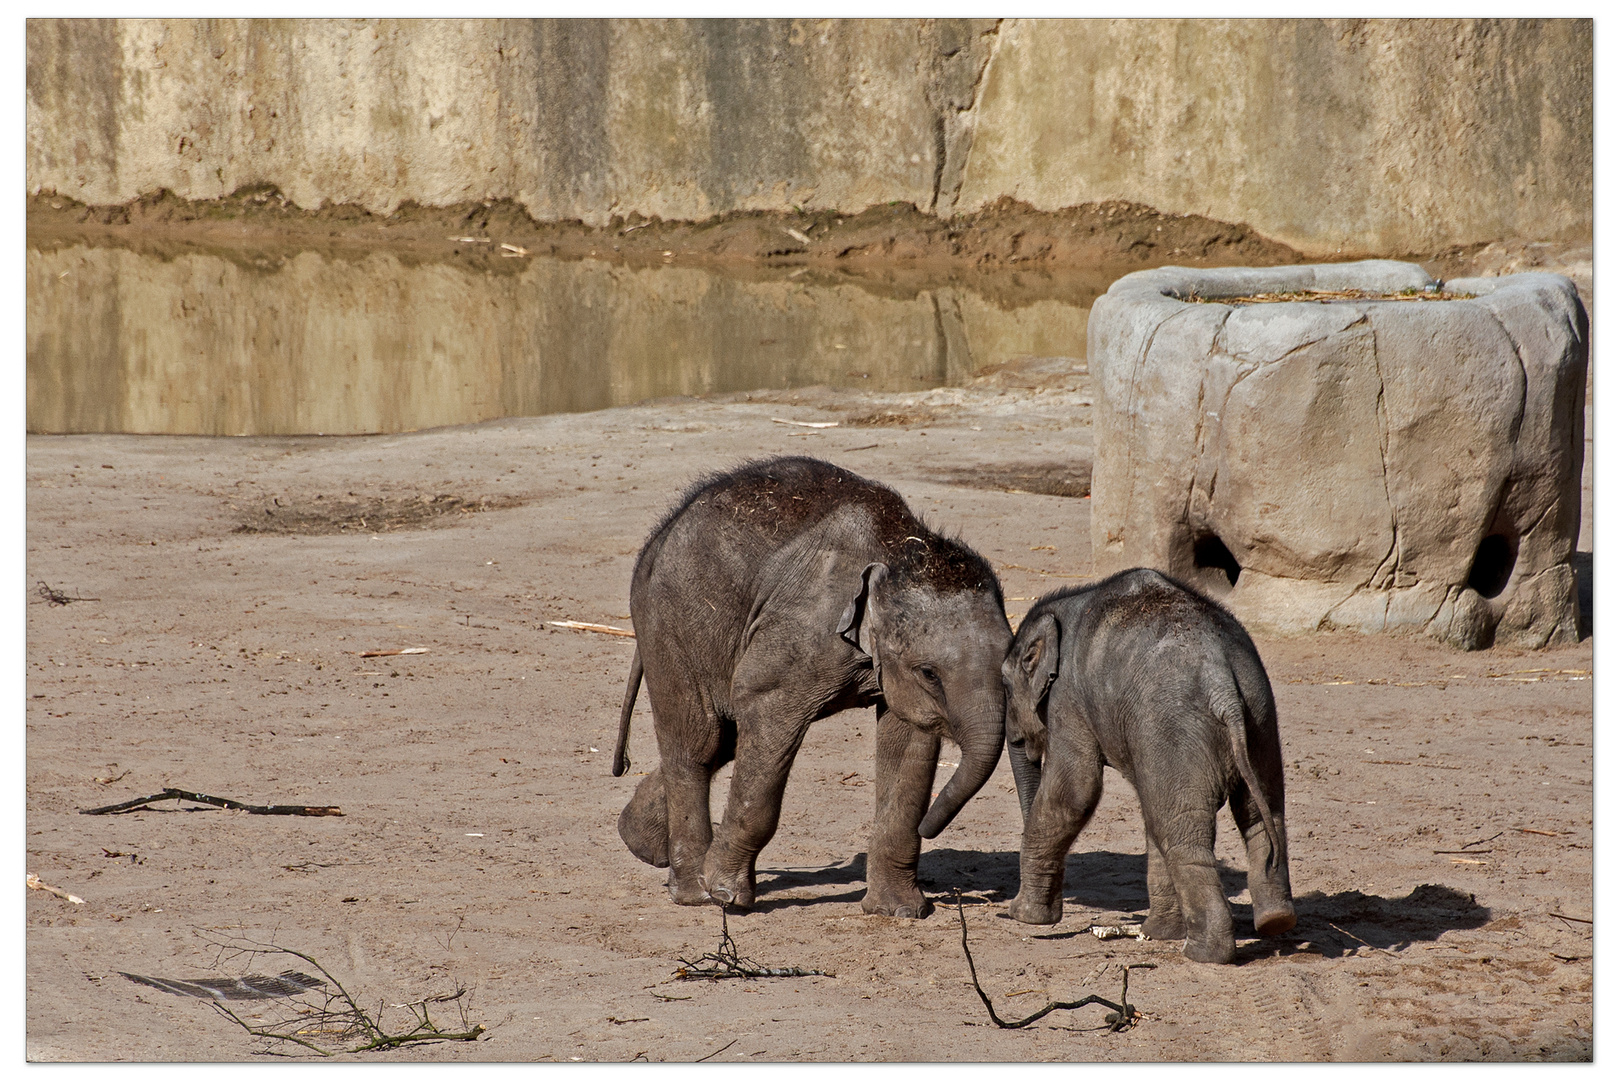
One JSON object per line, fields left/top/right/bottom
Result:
{"left": 27, "top": 191, "right": 1306, "bottom": 277}
{"left": 24, "top": 355, "right": 1593, "bottom": 1062}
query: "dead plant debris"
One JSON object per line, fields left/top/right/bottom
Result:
{"left": 674, "top": 906, "right": 832, "bottom": 980}
{"left": 930, "top": 462, "right": 1092, "bottom": 499}
{"left": 81, "top": 787, "right": 343, "bottom": 817}
{"left": 232, "top": 492, "right": 526, "bottom": 535}
{"left": 37, "top": 581, "right": 100, "bottom": 605}
{"left": 135, "top": 933, "right": 485, "bottom": 1056}
{"left": 954, "top": 894, "right": 1143, "bottom": 1031}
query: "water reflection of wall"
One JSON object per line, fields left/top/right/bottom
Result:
{"left": 26, "top": 245, "right": 1089, "bottom": 436}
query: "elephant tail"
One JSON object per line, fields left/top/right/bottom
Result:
{"left": 611, "top": 646, "right": 643, "bottom": 778}
{"left": 1213, "top": 683, "right": 1283, "bottom": 874}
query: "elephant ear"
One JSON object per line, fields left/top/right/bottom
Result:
{"left": 836, "top": 562, "right": 891, "bottom": 658}
{"left": 1016, "top": 611, "right": 1061, "bottom": 710}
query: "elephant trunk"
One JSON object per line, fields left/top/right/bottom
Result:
{"left": 918, "top": 702, "right": 1005, "bottom": 840}
{"left": 1006, "top": 735, "right": 1042, "bottom": 824}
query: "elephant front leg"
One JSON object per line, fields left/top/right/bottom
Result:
{"left": 863, "top": 708, "right": 940, "bottom": 918}
{"left": 660, "top": 756, "right": 719, "bottom": 906}
{"left": 699, "top": 712, "right": 810, "bottom": 910}
{"left": 1008, "top": 749, "right": 1101, "bottom": 925}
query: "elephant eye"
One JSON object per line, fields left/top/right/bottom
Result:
{"left": 917, "top": 664, "right": 941, "bottom": 685}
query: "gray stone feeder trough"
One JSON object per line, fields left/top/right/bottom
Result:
{"left": 1087, "top": 260, "right": 1587, "bottom": 649}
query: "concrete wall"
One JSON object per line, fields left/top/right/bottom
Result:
{"left": 27, "top": 18, "right": 1591, "bottom": 255}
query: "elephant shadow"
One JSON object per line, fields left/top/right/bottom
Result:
{"left": 924, "top": 849, "right": 1490, "bottom": 963}
{"left": 752, "top": 849, "right": 1490, "bottom": 962}
{"left": 750, "top": 849, "right": 1025, "bottom": 913}
{"left": 749, "top": 854, "right": 870, "bottom": 912}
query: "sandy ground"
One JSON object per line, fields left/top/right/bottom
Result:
{"left": 25, "top": 367, "right": 1592, "bottom": 1061}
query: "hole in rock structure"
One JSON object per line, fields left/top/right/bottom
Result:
{"left": 1191, "top": 532, "right": 1242, "bottom": 596}
{"left": 1466, "top": 534, "right": 1518, "bottom": 600}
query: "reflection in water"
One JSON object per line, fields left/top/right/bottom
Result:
{"left": 27, "top": 243, "right": 1097, "bottom": 436}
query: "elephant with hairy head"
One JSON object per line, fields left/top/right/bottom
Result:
{"left": 612, "top": 456, "right": 1011, "bottom": 917}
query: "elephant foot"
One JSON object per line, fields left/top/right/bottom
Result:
{"left": 1141, "top": 910, "right": 1187, "bottom": 941}
{"left": 697, "top": 859, "right": 756, "bottom": 911}
{"left": 665, "top": 872, "right": 715, "bottom": 907}
{"left": 617, "top": 774, "right": 670, "bottom": 868}
{"left": 1007, "top": 890, "right": 1062, "bottom": 925}
{"left": 619, "top": 818, "right": 670, "bottom": 869}
{"left": 699, "top": 880, "right": 755, "bottom": 911}
{"left": 1182, "top": 933, "right": 1238, "bottom": 965}
{"left": 861, "top": 885, "right": 932, "bottom": 919}
{"left": 1253, "top": 900, "right": 1297, "bottom": 937}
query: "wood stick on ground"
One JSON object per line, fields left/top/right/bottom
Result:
{"left": 1328, "top": 921, "right": 1375, "bottom": 949}
{"left": 80, "top": 787, "right": 343, "bottom": 816}
{"left": 548, "top": 620, "right": 636, "bottom": 638}
{"left": 695, "top": 1038, "right": 739, "bottom": 1062}
{"left": 27, "top": 873, "right": 84, "bottom": 904}
{"left": 954, "top": 893, "right": 1138, "bottom": 1031}
{"left": 1549, "top": 912, "right": 1593, "bottom": 925}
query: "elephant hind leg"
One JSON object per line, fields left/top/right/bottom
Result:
{"left": 1230, "top": 783, "right": 1295, "bottom": 936}
{"left": 1141, "top": 832, "right": 1186, "bottom": 942}
{"left": 1142, "top": 800, "right": 1235, "bottom": 964}
{"left": 618, "top": 768, "right": 671, "bottom": 868}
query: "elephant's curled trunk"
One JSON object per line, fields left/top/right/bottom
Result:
{"left": 917, "top": 705, "right": 1005, "bottom": 839}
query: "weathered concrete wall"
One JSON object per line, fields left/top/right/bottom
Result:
{"left": 960, "top": 19, "right": 1592, "bottom": 256}
{"left": 25, "top": 18, "right": 996, "bottom": 227}
{"left": 27, "top": 18, "right": 1590, "bottom": 253}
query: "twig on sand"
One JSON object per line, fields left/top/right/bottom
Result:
{"left": 1327, "top": 921, "right": 1375, "bottom": 949}
{"left": 152, "top": 932, "right": 484, "bottom": 1056}
{"left": 1549, "top": 912, "right": 1593, "bottom": 926}
{"left": 37, "top": 581, "right": 99, "bottom": 605}
{"left": 549, "top": 620, "right": 636, "bottom": 638}
{"left": 954, "top": 893, "right": 1141, "bottom": 1031}
{"left": 695, "top": 1038, "right": 739, "bottom": 1062}
{"left": 674, "top": 906, "right": 832, "bottom": 980}
{"left": 81, "top": 788, "right": 343, "bottom": 817}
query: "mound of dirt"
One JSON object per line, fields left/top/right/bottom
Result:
{"left": 929, "top": 462, "right": 1092, "bottom": 499}
{"left": 231, "top": 491, "right": 527, "bottom": 535}
{"left": 27, "top": 189, "right": 1306, "bottom": 274}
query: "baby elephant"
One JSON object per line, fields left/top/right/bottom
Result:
{"left": 1002, "top": 568, "right": 1295, "bottom": 964}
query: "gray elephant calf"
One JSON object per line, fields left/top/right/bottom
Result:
{"left": 1003, "top": 568, "right": 1295, "bottom": 963}
{"left": 613, "top": 456, "right": 1011, "bottom": 917}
